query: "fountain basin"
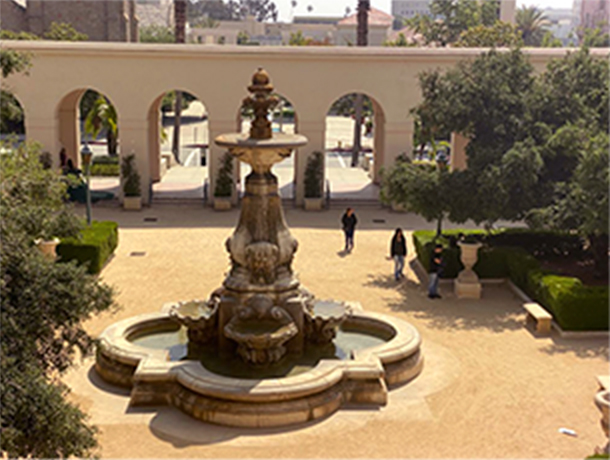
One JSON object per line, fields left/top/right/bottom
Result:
{"left": 95, "top": 303, "right": 423, "bottom": 428}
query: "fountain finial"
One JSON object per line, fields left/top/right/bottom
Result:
{"left": 243, "top": 68, "right": 279, "bottom": 140}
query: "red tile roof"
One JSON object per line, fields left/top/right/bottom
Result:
{"left": 337, "top": 7, "right": 394, "bottom": 27}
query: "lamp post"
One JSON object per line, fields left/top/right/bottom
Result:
{"left": 81, "top": 142, "right": 93, "bottom": 226}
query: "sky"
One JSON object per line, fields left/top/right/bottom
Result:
{"left": 273, "top": 0, "right": 575, "bottom": 22}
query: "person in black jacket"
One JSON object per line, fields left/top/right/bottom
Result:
{"left": 390, "top": 228, "right": 407, "bottom": 280}
{"left": 341, "top": 207, "right": 358, "bottom": 253}
{"left": 428, "top": 244, "right": 444, "bottom": 299}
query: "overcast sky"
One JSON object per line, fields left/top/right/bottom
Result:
{"left": 274, "top": 0, "right": 575, "bottom": 22}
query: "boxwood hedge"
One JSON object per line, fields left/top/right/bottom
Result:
{"left": 57, "top": 221, "right": 118, "bottom": 274}
{"left": 413, "top": 229, "right": 609, "bottom": 331}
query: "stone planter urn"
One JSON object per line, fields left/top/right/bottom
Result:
{"left": 304, "top": 197, "right": 323, "bottom": 211}
{"left": 123, "top": 196, "right": 142, "bottom": 211}
{"left": 455, "top": 241, "right": 482, "bottom": 299}
{"left": 213, "top": 197, "right": 232, "bottom": 211}
{"left": 35, "top": 238, "right": 60, "bottom": 260}
{"left": 595, "top": 390, "right": 610, "bottom": 454}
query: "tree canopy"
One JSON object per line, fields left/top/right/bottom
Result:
{"left": 1, "top": 142, "right": 115, "bottom": 457}
{"left": 189, "top": 0, "right": 278, "bottom": 22}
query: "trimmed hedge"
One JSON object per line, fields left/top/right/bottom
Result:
{"left": 57, "top": 221, "right": 118, "bottom": 274}
{"left": 413, "top": 229, "right": 609, "bottom": 331}
{"left": 90, "top": 163, "right": 119, "bottom": 176}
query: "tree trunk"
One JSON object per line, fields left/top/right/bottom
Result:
{"left": 352, "top": 1, "right": 369, "bottom": 168}
{"left": 172, "top": 0, "right": 186, "bottom": 165}
{"left": 172, "top": 91, "right": 182, "bottom": 164}
{"left": 107, "top": 129, "right": 117, "bottom": 156}
{"left": 352, "top": 93, "right": 363, "bottom": 167}
{"left": 589, "top": 233, "right": 609, "bottom": 279}
{"left": 436, "top": 216, "right": 443, "bottom": 237}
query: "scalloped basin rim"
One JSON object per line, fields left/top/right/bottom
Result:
{"left": 97, "top": 309, "right": 421, "bottom": 399}
{"left": 215, "top": 132, "right": 308, "bottom": 149}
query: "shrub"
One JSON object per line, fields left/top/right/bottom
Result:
{"left": 121, "top": 154, "right": 140, "bottom": 197}
{"left": 57, "top": 221, "right": 118, "bottom": 274}
{"left": 90, "top": 163, "right": 119, "bottom": 176}
{"left": 534, "top": 275, "right": 609, "bottom": 331}
{"left": 304, "top": 151, "right": 324, "bottom": 198}
{"left": 214, "top": 153, "right": 233, "bottom": 198}
{"left": 92, "top": 155, "right": 119, "bottom": 165}
{"left": 490, "top": 228, "right": 585, "bottom": 259}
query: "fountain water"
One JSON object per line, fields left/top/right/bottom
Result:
{"left": 95, "top": 69, "right": 423, "bottom": 428}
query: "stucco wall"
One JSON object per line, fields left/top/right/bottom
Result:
{"left": 4, "top": 42, "right": 607, "bottom": 203}
{"left": 0, "top": 0, "right": 28, "bottom": 33}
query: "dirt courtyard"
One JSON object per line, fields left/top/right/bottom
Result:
{"left": 64, "top": 204, "right": 609, "bottom": 459}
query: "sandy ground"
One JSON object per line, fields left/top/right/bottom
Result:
{"left": 64, "top": 204, "right": 609, "bottom": 459}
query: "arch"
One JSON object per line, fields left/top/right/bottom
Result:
{"left": 147, "top": 88, "right": 210, "bottom": 190}
{"left": 323, "top": 91, "right": 386, "bottom": 201}
{"left": 55, "top": 87, "right": 121, "bottom": 168}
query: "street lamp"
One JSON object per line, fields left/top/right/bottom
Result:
{"left": 80, "top": 142, "right": 93, "bottom": 226}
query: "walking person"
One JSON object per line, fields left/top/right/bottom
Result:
{"left": 341, "top": 207, "right": 358, "bottom": 253}
{"left": 390, "top": 228, "right": 407, "bottom": 281}
{"left": 428, "top": 244, "right": 444, "bottom": 299}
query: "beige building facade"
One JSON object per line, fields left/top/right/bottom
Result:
{"left": 4, "top": 41, "right": 604, "bottom": 205}
{"left": 0, "top": 0, "right": 138, "bottom": 42}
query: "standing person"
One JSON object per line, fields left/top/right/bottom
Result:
{"left": 341, "top": 207, "right": 358, "bottom": 253}
{"left": 428, "top": 244, "right": 444, "bottom": 299}
{"left": 390, "top": 228, "right": 407, "bottom": 280}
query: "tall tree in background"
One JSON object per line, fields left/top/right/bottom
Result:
{"left": 516, "top": 6, "right": 548, "bottom": 46}
{"left": 352, "top": 0, "right": 369, "bottom": 167}
{"left": 172, "top": 0, "right": 186, "bottom": 165}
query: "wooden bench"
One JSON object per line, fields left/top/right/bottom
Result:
{"left": 523, "top": 302, "right": 552, "bottom": 334}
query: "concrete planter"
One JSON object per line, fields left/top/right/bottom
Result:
{"left": 455, "top": 242, "right": 483, "bottom": 299}
{"left": 123, "top": 196, "right": 142, "bottom": 211}
{"left": 304, "top": 197, "right": 323, "bottom": 211}
{"left": 213, "top": 197, "right": 232, "bottom": 211}
{"left": 35, "top": 238, "right": 60, "bottom": 260}
{"left": 391, "top": 202, "right": 406, "bottom": 213}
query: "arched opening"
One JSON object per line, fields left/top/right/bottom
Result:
{"left": 0, "top": 92, "right": 26, "bottom": 146}
{"left": 56, "top": 88, "right": 120, "bottom": 197}
{"left": 325, "top": 93, "right": 385, "bottom": 201}
{"left": 148, "top": 90, "right": 209, "bottom": 200}
{"left": 237, "top": 94, "right": 298, "bottom": 200}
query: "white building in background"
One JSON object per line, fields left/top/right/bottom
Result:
{"left": 391, "top": 0, "right": 432, "bottom": 20}
{"left": 189, "top": 8, "right": 394, "bottom": 46}
{"left": 543, "top": 7, "right": 577, "bottom": 45}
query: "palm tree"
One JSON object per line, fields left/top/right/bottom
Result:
{"left": 516, "top": 6, "right": 548, "bottom": 46}
{"left": 172, "top": 0, "right": 186, "bottom": 164}
{"left": 351, "top": 0, "right": 369, "bottom": 167}
{"left": 84, "top": 95, "right": 118, "bottom": 156}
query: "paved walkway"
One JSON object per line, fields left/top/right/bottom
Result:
{"left": 64, "top": 205, "right": 608, "bottom": 458}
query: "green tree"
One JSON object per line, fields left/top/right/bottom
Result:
{"left": 516, "top": 6, "right": 547, "bottom": 46}
{"left": 528, "top": 133, "right": 609, "bottom": 277}
{"left": 237, "top": 30, "right": 250, "bottom": 44}
{"left": 189, "top": 0, "right": 235, "bottom": 21}
{"left": 406, "top": 0, "right": 500, "bottom": 46}
{"left": 139, "top": 24, "right": 175, "bottom": 43}
{"left": 581, "top": 27, "right": 610, "bottom": 47}
{"left": 43, "top": 21, "right": 88, "bottom": 41}
{"left": 0, "top": 141, "right": 115, "bottom": 458}
{"left": 0, "top": 49, "right": 31, "bottom": 133}
{"left": 454, "top": 21, "right": 523, "bottom": 47}
{"left": 381, "top": 160, "right": 452, "bottom": 236}
{"left": 289, "top": 30, "right": 311, "bottom": 45}
{"left": 384, "top": 32, "right": 414, "bottom": 47}
{"left": 228, "top": 0, "right": 279, "bottom": 21}
{"left": 84, "top": 95, "right": 118, "bottom": 156}
{"left": 540, "top": 30, "right": 562, "bottom": 47}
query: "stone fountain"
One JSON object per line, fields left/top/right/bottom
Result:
{"left": 95, "top": 69, "right": 424, "bottom": 428}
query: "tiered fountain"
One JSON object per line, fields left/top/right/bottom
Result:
{"left": 95, "top": 69, "right": 423, "bottom": 428}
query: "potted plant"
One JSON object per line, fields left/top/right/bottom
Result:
{"left": 121, "top": 154, "right": 142, "bottom": 210}
{"left": 214, "top": 153, "right": 233, "bottom": 211}
{"left": 303, "top": 151, "right": 324, "bottom": 211}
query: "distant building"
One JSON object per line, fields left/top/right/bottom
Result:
{"left": 580, "top": 0, "right": 609, "bottom": 32}
{"left": 0, "top": 0, "right": 138, "bottom": 42}
{"left": 391, "top": 0, "right": 432, "bottom": 20}
{"left": 190, "top": 8, "right": 394, "bottom": 47}
{"left": 543, "top": 7, "right": 576, "bottom": 45}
